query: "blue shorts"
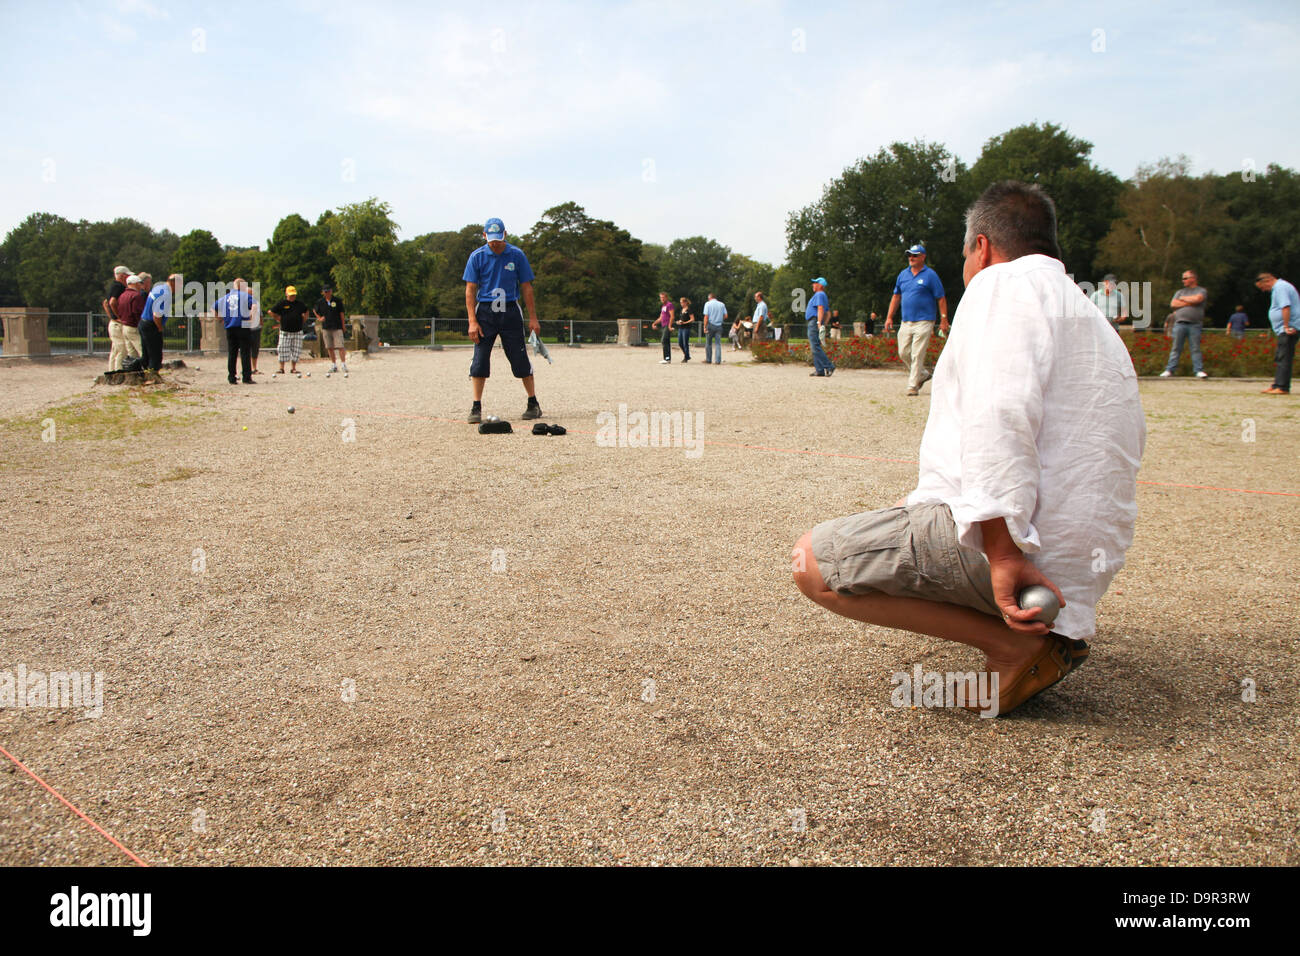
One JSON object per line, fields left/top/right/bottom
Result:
{"left": 470, "top": 300, "right": 533, "bottom": 379}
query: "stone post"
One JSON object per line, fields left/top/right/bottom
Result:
{"left": 351, "top": 315, "right": 378, "bottom": 352}
{"left": 200, "top": 312, "right": 224, "bottom": 352}
{"left": 616, "top": 318, "right": 642, "bottom": 346}
{"left": 0, "top": 307, "right": 51, "bottom": 357}
{"left": 853, "top": 321, "right": 866, "bottom": 337}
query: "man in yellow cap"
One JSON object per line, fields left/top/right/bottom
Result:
{"left": 269, "top": 285, "right": 308, "bottom": 375}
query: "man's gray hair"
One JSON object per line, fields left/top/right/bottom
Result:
{"left": 963, "top": 181, "right": 1062, "bottom": 261}
{"left": 138, "top": 272, "right": 152, "bottom": 287}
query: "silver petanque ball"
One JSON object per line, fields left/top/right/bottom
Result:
{"left": 1017, "top": 585, "right": 1060, "bottom": 626}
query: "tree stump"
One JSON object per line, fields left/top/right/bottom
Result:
{"left": 95, "top": 369, "right": 164, "bottom": 386}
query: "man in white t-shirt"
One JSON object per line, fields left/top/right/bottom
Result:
{"left": 792, "top": 181, "right": 1146, "bottom": 717}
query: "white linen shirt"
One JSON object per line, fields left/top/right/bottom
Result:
{"left": 907, "top": 254, "right": 1146, "bottom": 639}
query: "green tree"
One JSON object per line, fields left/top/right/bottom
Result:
{"left": 786, "top": 140, "right": 970, "bottom": 321}
{"left": 264, "top": 213, "right": 333, "bottom": 307}
{"left": 325, "top": 198, "right": 400, "bottom": 314}
{"left": 519, "top": 202, "right": 656, "bottom": 323}
{"left": 723, "top": 253, "right": 776, "bottom": 321}
{"left": 660, "top": 236, "right": 732, "bottom": 306}
{"left": 8, "top": 213, "right": 76, "bottom": 310}
{"left": 1096, "top": 157, "right": 1232, "bottom": 321}
{"left": 967, "top": 122, "right": 1122, "bottom": 280}
{"left": 170, "top": 229, "right": 224, "bottom": 287}
{"left": 768, "top": 263, "right": 807, "bottom": 326}
{"left": 1213, "top": 164, "right": 1300, "bottom": 325}
{"left": 217, "top": 247, "right": 265, "bottom": 286}
{"left": 404, "top": 224, "right": 483, "bottom": 317}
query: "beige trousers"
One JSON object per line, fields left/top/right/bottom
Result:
{"left": 897, "top": 320, "right": 933, "bottom": 389}
{"left": 121, "top": 324, "right": 142, "bottom": 363}
{"left": 108, "top": 320, "right": 126, "bottom": 370}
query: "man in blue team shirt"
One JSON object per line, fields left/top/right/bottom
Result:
{"left": 215, "top": 278, "right": 256, "bottom": 385}
{"left": 702, "top": 292, "right": 728, "bottom": 364}
{"left": 463, "top": 218, "right": 541, "bottom": 423}
{"left": 139, "top": 273, "right": 180, "bottom": 371}
{"left": 1256, "top": 271, "right": 1300, "bottom": 394}
{"left": 806, "top": 277, "right": 834, "bottom": 377}
{"left": 885, "top": 244, "right": 949, "bottom": 395}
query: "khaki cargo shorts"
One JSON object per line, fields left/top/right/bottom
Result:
{"left": 809, "top": 501, "right": 1000, "bottom": 617}
{"left": 322, "top": 328, "right": 345, "bottom": 349}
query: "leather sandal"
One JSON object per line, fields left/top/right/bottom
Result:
{"left": 967, "top": 635, "right": 1079, "bottom": 717}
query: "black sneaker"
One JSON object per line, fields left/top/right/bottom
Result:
{"left": 468, "top": 407, "right": 482, "bottom": 424}
{"left": 521, "top": 401, "right": 542, "bottom": 420}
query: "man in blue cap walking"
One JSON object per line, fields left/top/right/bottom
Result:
{"left": 463, "top": 217, "right": 542, "bottom": 423}
{"left": 885, "top": 244, "right": 948, "bottom": 395}
{"left": 806, "top": 277, "right": 834, "bottom": 376}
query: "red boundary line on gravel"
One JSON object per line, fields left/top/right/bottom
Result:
{"left": 0, "top": 743, "right": 149, "bottom": 867}
{"left": 235, "top": 398, "right": 1300, "bottom": 498}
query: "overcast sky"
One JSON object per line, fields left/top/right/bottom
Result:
{"left": 3, "top": 0, "right": 1297, "bottom": 265}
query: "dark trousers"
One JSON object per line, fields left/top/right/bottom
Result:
{"left": 469, "top": 301, "right": 532, "bottom": 379}
{"left": 677, "top": 326, "right": 691, "bottom": 360}
{"left": 661, "top": 324, "right": 673, "bottom": 359}
{"left": 139, "top": 319, "right": 164, "bottom": 371}
{"left": 226, "top": 327, "right": 252, "bottom": 382}
{"left": 1274, "top": 331, "right": 1299, "bottom": 391}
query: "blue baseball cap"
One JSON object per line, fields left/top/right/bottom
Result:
{"left": 906, "top": 244, "right": 926, "bottom": 256}
{"left": 484, "top": 218, "right": 506, "bottom": 241}
{"left": 811, "top": 276, "right": 828, "bottom": 286}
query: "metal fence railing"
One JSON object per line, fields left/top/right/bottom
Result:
{"left": 32, "top": 312, "right": 195, "bottom": 355}
{"left": 4, "top": 313, "right": 1281, "bottom": 357}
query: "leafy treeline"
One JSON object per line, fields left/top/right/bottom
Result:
{"left": 785, "top": 123, "right": 1300, "bottom": 324}
{"left": 3, "top": 123, "right": 1296, "bottom": 325}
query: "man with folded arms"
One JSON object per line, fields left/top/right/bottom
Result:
{"left": 793, "top": 181, "right": 1146, "bottom": 717}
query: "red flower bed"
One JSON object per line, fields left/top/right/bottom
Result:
{"left": 751, "top": 330, "right": 1278, "bottom": 377}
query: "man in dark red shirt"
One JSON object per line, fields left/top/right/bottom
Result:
{"left": 116, "top": 275, "right": 146, "bottom": 365}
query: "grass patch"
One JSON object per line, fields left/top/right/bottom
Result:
{"left": 138, "top": 466, "right": 203, "bottom": 488}
{"left": 0, "top": 387, "right": 216, "bottom": 442}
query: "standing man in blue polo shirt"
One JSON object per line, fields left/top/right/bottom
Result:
{"left": 463, "top": 217, "right": 541, "bottom": 423}
{"left": 702, "top": 293, "right": 728, "bottom": 364}
{"left": 1256, "top": 271, "right": 1300, "bottom": 394}
{"left": 885, "top": 244, "right": 949, "bottom": 396}
{"left": 806, "top": 277, "right": 834, "bottom": 377}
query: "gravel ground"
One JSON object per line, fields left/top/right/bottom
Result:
{"left": 1, "top": 346, "right": 1297, "bottom": 867}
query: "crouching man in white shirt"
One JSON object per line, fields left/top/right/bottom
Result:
{"left": 792, "top": 181, "right": 1146, "bottom": 717}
